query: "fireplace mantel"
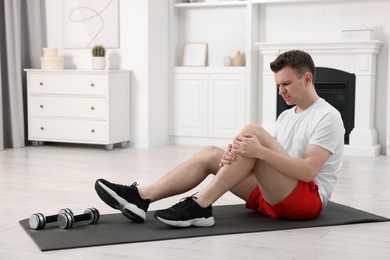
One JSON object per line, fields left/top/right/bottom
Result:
{"left": 255, "top": 41, "right": 382, "bottom": 54}
{"left": 255, "top": 40, "right": 383, "bottom": 156}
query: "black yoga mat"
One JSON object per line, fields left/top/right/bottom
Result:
{"left": 19, "top": 201, "right": 389, "bottom": 251}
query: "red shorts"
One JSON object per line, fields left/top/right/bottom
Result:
{"left": 245, "top": 181, "right": 323, "bottom": 220}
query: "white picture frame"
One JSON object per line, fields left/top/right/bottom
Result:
{"left": 182, "top": 42, "right": 208, "bottom": 66}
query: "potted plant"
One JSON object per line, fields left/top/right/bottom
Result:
{"left": 92, "top": 45, "right": 106, "bottom": 70}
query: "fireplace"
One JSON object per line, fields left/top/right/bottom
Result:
{"left": 256, "top": 40, "right": 382, "bottom": 156}
{"left": 277, "top": 67, "right": 356, "bottom": 144}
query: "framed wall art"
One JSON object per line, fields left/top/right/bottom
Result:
{"left": 63, "top": 0, "right": 119, "bottom": 49}
{"left": 182, "top": 42, "right": 208, "bottom": 66}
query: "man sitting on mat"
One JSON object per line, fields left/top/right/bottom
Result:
{"left": 95, "top": 50, "right": 345, "bottom": 227}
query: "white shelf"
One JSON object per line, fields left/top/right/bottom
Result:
{"left": 24, "top": 69, "right": 130, "bottom": 73}
{"left": 251, "top": 0, "right": 316, "bottom": 3}
{"left": 175, "top": 1, "right": 247, "bottom": 8}
{"left": 172, "top": 66, "right": 246, "bottom": 74}
{"left": 175, "top": 0, "right": 363, "bottom": 6}
{"left": 251, "top": 0, "right": 355, "bottom": 3}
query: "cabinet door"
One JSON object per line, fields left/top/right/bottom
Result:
{"left": 171, "top": 74, "right": 208, "bottom": 136}
{"left": 208, "top": 74, "right": 245, "bottom": 138}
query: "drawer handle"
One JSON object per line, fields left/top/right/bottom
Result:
{"left": 90, "top": 83, "right": 95, "bottom": 87}
{"left": 91, "top": 129, "right": 95, "bottom": 133}
{"left": 39, "top": 82, "right": 44, "bottom": 86}
{"left": 40, "top": 127, "right": 44, "bottom": 131}
{"left": 40, "top": 105, "right": 44, "bottom": 109}
{"left": 90, "top": 106, "right": 95, "bottom": 110}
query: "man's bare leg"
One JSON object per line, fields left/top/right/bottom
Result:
{"left": 95, "top": 146, "right": 227, "bottom": 223}
{"left": 243, "top": 124, "right": 299, "bottom": 205}
{"left": 138, "top": 146, "right": 225, "bottom": 202}
{"left": 152, "top": 123, "right": 299, "bottom": 227}
{"left": 195, "top": 124, "right": 299, "bottom": 207}
{"left": 95, "top": 124, "right": 298, "bottom": 225}
{"left": 194, "top": 151, "right": 257, "bottom": 207}
{"left": 139, "top": 123, "right": 299, "bottom": 208}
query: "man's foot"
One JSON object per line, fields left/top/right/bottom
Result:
{"left": 95, "top": 179, "right": 150, "bottom": 223}
{"left": 154, "top": 195, "right": 215, "bottom": 227}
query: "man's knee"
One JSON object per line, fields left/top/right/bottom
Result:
{"left": 238, "top": 123, "right": 275, "bottom": 146}
{"left": 200, "top": 145, "right": 223, "bottom": 157}
{"left": 240, "top": 123, "right": 267, "bottom": 136}
{"left": 194, "top": 145, "right": 223, "bottom": 170}
{"left": 240, "top": 123, "right": 285, "bottom": 155}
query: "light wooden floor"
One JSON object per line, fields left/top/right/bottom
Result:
{"left": 0, "top": 144, "right": 389, "bottom": 259}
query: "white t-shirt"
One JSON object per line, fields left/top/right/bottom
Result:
{"left": 271, "top": 98, "right": 345, "bottom": 207}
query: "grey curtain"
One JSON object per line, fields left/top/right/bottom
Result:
{"left": 0, "top": 0, "right": 45, "bottom": 150}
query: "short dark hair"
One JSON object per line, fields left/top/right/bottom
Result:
{"left": 270, "top": 50, "right": 316, "bottom": 80}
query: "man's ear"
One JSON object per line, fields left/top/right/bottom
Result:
{"left": 305, "top": 72, "right": 313, "bottom": 85}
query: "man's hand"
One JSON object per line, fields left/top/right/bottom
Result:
{"left": 231, "top": 133, "right": 263, "bottom": 159}
{"left": 219, "top": 144, "right": 237, "bottom": 167}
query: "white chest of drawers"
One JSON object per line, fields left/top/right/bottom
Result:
{"left": 25, "top": 69, "right": 131, "bottom": 149}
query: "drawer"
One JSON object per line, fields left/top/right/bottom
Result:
{"left": 29, "top": 118, "right": 108, "bottom": 142}
{"left": 28, "top": 73, "right": 108, "bottom": 95}
{"left": 29, "top": 96, "right": 107, "bottom": 119}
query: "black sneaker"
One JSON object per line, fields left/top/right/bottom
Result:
{"left": 95, "top": 179, "right": 150, "bottom": 223}
{"left": 154, "top": 195, "right": 215, "bottom": 227}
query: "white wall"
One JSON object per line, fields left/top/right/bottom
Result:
{"left": 388, "top": 43, "right": 390, "bottom": 155}
{"left": 257, "top": 0, "right": 390, "bottom": 155}
{"left": 45, "top": 0, "right": 169, "bottom": 148}
{"left": 148, "top": 1, "right": 169, "bottom": 147}
{"left": 44, "top": 0, "right": 389, "bottom": 153}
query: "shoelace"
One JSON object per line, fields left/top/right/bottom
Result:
{"left": 172, "top": 193, "right": 198, "bottom": 210}
{"left": 113, "top": 181, "right": 138, "bottom": 192}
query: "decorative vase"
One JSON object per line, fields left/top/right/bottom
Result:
{"left": 92, "top": 57, "right": 106, "bottom": 70}
{"left": 233, "top": 51, "right": 244, "bottom": 67}
{"left": 224, "top": 56, "right": 232, "bottom": 66}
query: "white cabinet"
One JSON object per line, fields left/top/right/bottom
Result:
{"left": 168, "top": 1, "right": 257, "bottom": 144}
{"left": 25, "top": 70, "right": 131, "bottom": 149}
{"left": 171, "top": 72, "right": 245, "bottom": 139}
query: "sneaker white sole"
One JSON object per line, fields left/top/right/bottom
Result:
{"left": 155, "top": 216, "right": 215, "bottom": 227}
{"left": 98, "top": 181, "right": 146, "bottom": 221}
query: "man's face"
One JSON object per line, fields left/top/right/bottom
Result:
{"left": 274, "top": 66, "right": 307, "bottom": 106}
